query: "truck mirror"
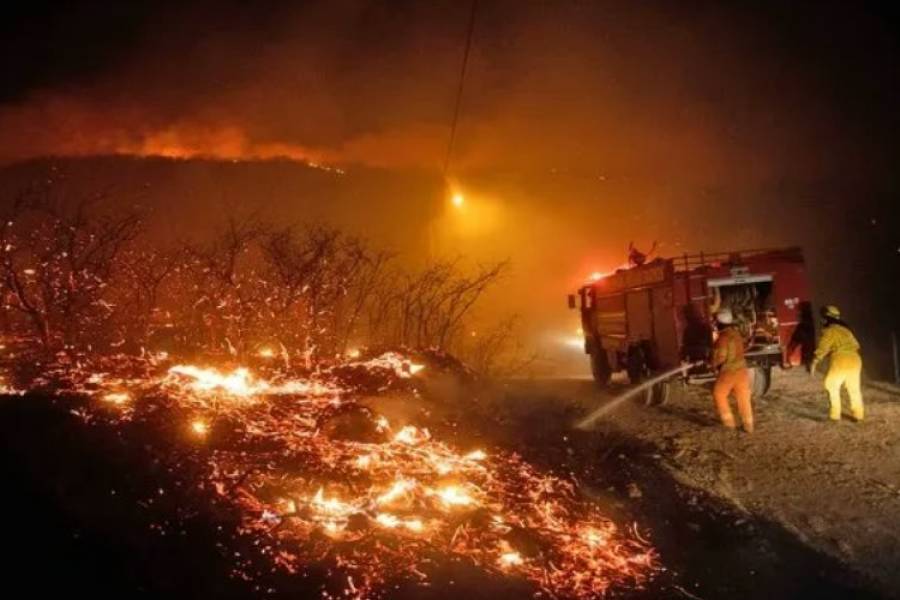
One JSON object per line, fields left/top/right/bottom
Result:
{"left": 567, "top": 294, "right": 577, "bottom": 309}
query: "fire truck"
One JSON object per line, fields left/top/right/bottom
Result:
{"left": 568, "top": 247, "right": 814, "bottom": 402}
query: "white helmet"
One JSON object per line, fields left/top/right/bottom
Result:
{"left": 716, "top": 308, "right": 734, "bottom": 325}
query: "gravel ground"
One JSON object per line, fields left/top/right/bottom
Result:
{"left": 584, "top": 369, "right": 900, "bottom": 598}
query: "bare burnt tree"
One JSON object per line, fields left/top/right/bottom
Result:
{"left": 460, "top": 315, "right": 538, "bottom": 378}
{"left": 178, "top": 215, "right": 268, "bottom": 356}
{"left": 330, "top": 244, "right": 392, "bottom": 355}
{"left": 434, "top": 261, "right": 508, "bottom": 349}
{"left": 261, "top": 225, "right": 391, "bottom": 365}
{"left": 0, "top": 186, "right": 141, "bottom": 351}
{"left": 0, "top": 191, "right": 516, "bottom": 369}
{"left": 112, "top": 245, "right": 185, "bottom": 350}
{"left": 0, "top": 189, "right": 46, "bottom": 343}
{"left": 262, "top": 224, "right": 338, "bottom": 358}
{"left": 368, "top": 260, "right": 508, "bottom": 352}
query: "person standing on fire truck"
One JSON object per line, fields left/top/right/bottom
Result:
{"left": 711, "top": 308, "right": 754, "bottom": 433}
{"left": 810, "top": 305, "right": 864, "bottom": 421}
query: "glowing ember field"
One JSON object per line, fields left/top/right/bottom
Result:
{"left": 20, "top": 352, "right": 656, "bottom": 599}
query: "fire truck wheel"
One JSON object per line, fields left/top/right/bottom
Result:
{"left": 626, "top": 347, "right": 649, "bottom": 384}
{"left": 650, "top": 380, "right": 672, "bottom": 405}
{"left": 590, "top": 351, "right": 612, "bottom": 387}
{"left": 751, "top": 366, "right": 772, "bottom": 399}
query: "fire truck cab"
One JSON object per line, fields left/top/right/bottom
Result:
{"left": 568, "top": 247, "right": 813, "bottom": 401}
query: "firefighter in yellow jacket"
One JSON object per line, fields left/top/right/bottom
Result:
{"left": 810, "top": 305, "right": 864, "bottom": 421}
{"left": 712, "top": 308, "right": 754, "bottom": 433}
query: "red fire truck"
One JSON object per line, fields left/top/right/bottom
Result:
{"left": 568, "top": 247, "right": 814, "bottom": 401}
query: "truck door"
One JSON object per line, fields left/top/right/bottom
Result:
{"left": 625, "top": 290, "right": 653, "bottom": 344}
{"left": 651, "top": 285, "right": 679, "bottom": 368}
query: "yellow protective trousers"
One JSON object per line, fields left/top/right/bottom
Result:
{"left": 713, "top": 367, "right": 753, "bottom": 432}
{"left": 824, "top": 352, "right": 864, "bottom": 421}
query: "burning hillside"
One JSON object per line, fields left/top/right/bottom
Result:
{"left": 5, "top": 351, "right": 656, "bottom": 599}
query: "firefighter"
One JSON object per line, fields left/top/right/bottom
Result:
{"left": 711, "top": 308, "right": 754, "bottom": 433}
{"left": 810, "top": 305, "right": 864, "bottom": 421}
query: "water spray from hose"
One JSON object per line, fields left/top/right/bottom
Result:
{"left": 575, "top": 362, "right": 704, "bottom": 430}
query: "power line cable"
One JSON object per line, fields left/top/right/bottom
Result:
{"left": 443, "top": 0, "right": 478, "bottom": 177}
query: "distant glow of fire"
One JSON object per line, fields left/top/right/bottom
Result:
{"left": 190, "top": 419, "right": 209, "bottom": 436}
{"left": 105, "top": 124, "right": 347, "bottom": 174}
{"left": 452, "top": 193, "right": 465, "bottom": 207}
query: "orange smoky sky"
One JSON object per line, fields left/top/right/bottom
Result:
{"left": 0, "top": 1, "right": 893, "bottom": 180}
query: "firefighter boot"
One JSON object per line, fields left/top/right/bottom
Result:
{"left": 718, "top": 409, "right": 737, "bottom": 429}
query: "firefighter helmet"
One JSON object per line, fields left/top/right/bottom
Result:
{"left": 821, "top": 305, "right": 841, "bottom": 320}
{"left": 716, "top": 308, "right": 734, "bottom": 325}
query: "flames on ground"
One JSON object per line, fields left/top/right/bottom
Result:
{"left": 13, "top": 351, "right": 655, "bottom": 599}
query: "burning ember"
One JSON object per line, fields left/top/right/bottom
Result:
{"left": 19, "top": 352, "right": 656, "bottom": 598}
{"left": 169, "top": 364, "right": 264, "bottom": 396}
{"left": 190, "top": 419, "right": 209, "bottom": 436}
{"left": 101, "top": 391, "right": 130, "bottom": 405}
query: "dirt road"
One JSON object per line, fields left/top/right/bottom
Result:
{"left": 486, "top": 370, "right": 900, "bottom": 599}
